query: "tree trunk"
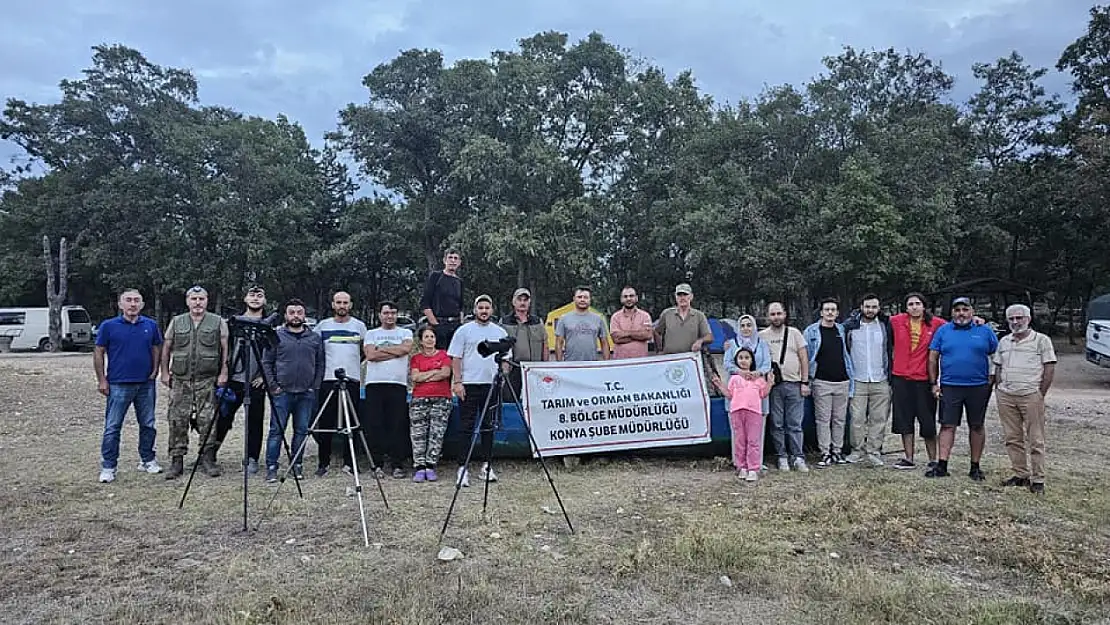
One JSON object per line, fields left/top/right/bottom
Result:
{"left": 42, "top": 235, "right": 68, "bottom": 353}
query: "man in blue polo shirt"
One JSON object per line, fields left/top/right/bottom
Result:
{"left": 926, "top": 296, "right": 999, "bottom": 480}
{"left": 93, "top": 289, "right": 164, "bottom": 483}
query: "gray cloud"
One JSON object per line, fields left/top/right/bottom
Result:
{"left": 0, "top": 0, "right": 1095, "bottom": 173}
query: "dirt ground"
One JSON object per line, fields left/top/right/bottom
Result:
{"left": 0, "top": 351, "right": 1108, "bottom": 625}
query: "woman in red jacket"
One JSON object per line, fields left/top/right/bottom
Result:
{"left": 889, "top": 293, "right": 946, "bottom": 470}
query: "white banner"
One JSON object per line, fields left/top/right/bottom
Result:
{"left": 520, "top": 353, "right": 711, "bottom": 457}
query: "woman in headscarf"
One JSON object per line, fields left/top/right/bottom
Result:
{"left": 723, "top": 314, "right": 774, "bottom": 467}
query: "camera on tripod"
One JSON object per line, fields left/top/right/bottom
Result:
{"left": 228, "top": 315, "right": 279, "bottom": 349}
{"left": 477, "top": 336, "right": 515, "bottom": 358}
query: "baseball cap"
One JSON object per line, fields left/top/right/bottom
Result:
{"left": 951, "top": 296, "right": 972, "bottom": 307}
{"left": 474, "top": 294, "right": 493, "bottom": 306}
{"left": 675, "top": 283, "right": 693, "bottom": 295}
{"left": 513, "top": 287, "right": 531, "bottom": 299}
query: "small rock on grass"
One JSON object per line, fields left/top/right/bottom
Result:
{"left": 437, "top": 546, "right": 464, "bottom": 561}
{"left": 719, "top": 575, "right": 733, "bottom": 588}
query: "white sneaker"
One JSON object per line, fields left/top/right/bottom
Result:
{"left": 845, "top": 452, "right": 865, "bottom": 464}
{"left": 867, "top": 453, "right": 885, "bottom": 468}
{"left": 777, "top": 457, "right": 790, "bottom": 471}
{"left": 98, "top": 468, "right": 116, "bottom": 483}
{"left": 456, "top": 466, "right": 470, "bottom": 488}
{"left": 792, "top": 457, "right": 810, "bottom": 473}
{"left": 478, "top": 463, "right": 498, "bottom": 483}
{"left": 137, "top": 459, "right": 163, "bottom": 474}
{"left": 745, "top": 470, "right": 759, "bottom": 482}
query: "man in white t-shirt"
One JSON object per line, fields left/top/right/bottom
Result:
{"left": 311, "top": 291, "right": 367, "bottom": 477}
{"left": 447, "top": 294, "right": 511, "bottom": 487}
{"left": 362, "top": 300, "right": 414, "bottom": 479}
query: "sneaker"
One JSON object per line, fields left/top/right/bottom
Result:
{"left": 292, "top": 464, "right": 304, "bottom": 480}
{"left": 777, "top": 457, "right": 790, "bottom": 471}
{"left": 893, "top": 458, "right": 916, "bottom": 470}
{"left": 98, "top": 468, "right": 116, "bottom": 483}
{"left": 137, "top": 459, "right": 163, "bottom": 474}
{"left": 845, "top": 452, "right": 865, "bottom": 464}
{"left": 816, "top": 454, "right": 833, "bottom": 468}
{"left": 266, "top": 467, "right": 278, "bottom": 483}
{"left": 867, "top": 454, "right": 885, "bottom": 468}
{"left": 413, "top": 469, "right": 426, "bottom": 483}
{"left": 247, "top": 458, "right": 259, "bottom": 475}
{"left": 315, "top": 465, "right": 329, "bottom": 478}
{"left": 926, "top": 460, "right": 938, "bottom": 470}
{"left": 478, "top": 463, "right": 498, "bottom": 483}
{"left": 425, "top": 468, "right": 438, "bottom": 482}
{"left": 745, "top": 470, "right": 759, "bottom": 482}
{"left": 1029, "top": 482, "right": 1045, "bottom": 495}
{"left": 792, "top": 457, "right": 809, "bottom": 473}
{"left": 456, "top": 466, "right": 470, "bottom": 488}
{"left": 1002, "top": 476, "right": 1030, "bottom": 487}
{"left": 833, "top": 452, "right": 849, "bottom": 465}
{"left": 924, "top": 465, "right": 949, "bottom": 478}
{"left": 391, "top": 467, "right": 406, "bottom": 479}
{"left": 968, "top": 467, "right": 986, "bottom": 482}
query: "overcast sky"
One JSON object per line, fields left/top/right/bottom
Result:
{"left": 0, "top": 0, "right": 1095, "bottom": 177}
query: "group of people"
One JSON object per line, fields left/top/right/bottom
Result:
{"left": 92, "top": 249, "right": 1059, "bottom": 494}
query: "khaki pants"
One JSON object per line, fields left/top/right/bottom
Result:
{"left": 849, "top": 381, "right": 891, "bottom": 456}
{"left": 812, "top": 379, "right": 850, "bottom": 455}
{"left": 996, "top": 390, "right": 1047, "bottom": 484}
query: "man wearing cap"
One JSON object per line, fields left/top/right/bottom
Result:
{"left": 654, "top": 283, "right": 713, "bottom": 355}
{"left": 214, "top": 285, "right": 271, "bottom": 475}
{"left": 927, "top": 297, "right": 999, "bottom": 480}
{"left": 420, "top": 249, "right": 464, "bottom": 349}
{"left": 555, "top": 286, "right": 610, "bottom": 362}
{"left": 992, "top": 304, "right": 1056, "bottom": 494}
{"left": 499, "top": 287, "right": 547, "bottom": 399}
{"left": 610, "top": 286, "right": 653, "bottom": 360}
{"left": 160, "top": 286, "right": 230, "bottom": 480}
{"left": 447, "top": 294, "right": 511, "bottom": 487}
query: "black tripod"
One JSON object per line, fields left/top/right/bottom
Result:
{"left": 257, "top": 368, "right": 389, "bottom": 547}
{"left": 178, "top": 327, "right": 304, "bottom": 530}
{"left": 439, "top": 353, "right": 574, "bottom": 542}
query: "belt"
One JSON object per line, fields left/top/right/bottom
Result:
{"left": 437, "top": 316, "right": 460, "bottom": 323}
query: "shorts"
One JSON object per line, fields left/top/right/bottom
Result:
{"left": 939, "top": 384, "right": 992, "bottom": 428}
{"left": 889, "top": 376, "right": 937, "bottom": 438}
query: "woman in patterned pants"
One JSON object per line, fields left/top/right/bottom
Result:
{"left": 409, "top": 326, "right": 453, "bottom": 482}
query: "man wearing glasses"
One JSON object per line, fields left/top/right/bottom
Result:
{"left": 160, "top": 286, "right": 229, "bottom": 480}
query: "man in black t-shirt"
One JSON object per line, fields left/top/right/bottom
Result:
{"left": 420, "top": 249, "right": 464, "bottom": 349}
{"left": 803, "top": 297, "right": 856, "bottom": 467}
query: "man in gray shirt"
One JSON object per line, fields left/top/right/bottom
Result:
{"left": 555, "top": 286, "right": 610, "bottom": 361}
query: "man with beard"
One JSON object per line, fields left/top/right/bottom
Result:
{"left": 555, "top": 286, "right": 610, "bottom": 362}
{"left": 609, "top": 286, "right": 653, "bottom": 360}
{"left": 447, "top": 295, "right": 511, "bottom": 487}
{"left": 889, "top": 293, "right": 946, "bottom": 470}
{"left": 214, "top": 285, "right": 270, "bottom": 475}
{"left": 499, "top": 287, "right": 546, "bottom": 399}
{"left": 804, "top": 297, "right": 855, "bottom": 467}
{"left": 313, "top": 291, "right": 367, "bottom": 476}
{"left": 991, "top": 304, "right": 1056, "bottom": 494}
{"left": 759, "top": 302, "right": 810, "bottom": 472}
{"left": 843, "top": 293, "right": 893, "bottom": 467}
{"left": 362, "top": 300, "right": 413, "bottom": 479}
{"left": 161, "top": 286, "right": 229, "bottom": 480}
{"left": 927, "top": 297, "right": 999, "bottom": 480}
{"left": 420, "top": 249, "right": 464, "bottom": 349}
{"left": 262, "top": 299, "right": 326, "bottom": 482}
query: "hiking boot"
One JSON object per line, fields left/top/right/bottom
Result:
{"left": 1029, "top": 482, "right": 1045, "bottom": 495}
{"left": 924, "top": 465, "right": 949, "bottom": 478}
{"left": 968, "top": 467, "right": 986, "bottom": 482}
{"left": 1002, "top": 476, "right": 1030, "bottom": 487}
{"left": 893, "top": 458, "right": 916, "bottom": 470}
{"left": 246, "top": 458, "right": 259, "bottom": 475}
{"left": 201, "top": 449, "right": 221, "bottom": 477}
{"left": 845, "top": 452, "right": 865, "bottom": 464}
{"left": 165, "top": 457, "right": 185, "bottom": 480}
{"left": 137, "top": 459, "right": 163, "bottom": 474}
{"left": 777, "top": 457, "right": 790, "bottom": 471}
{"left": 98, "top": 467, "right": 116, "bottom": 483}
{"left": 792, "top": 457, "right": 809, "bottom": 473}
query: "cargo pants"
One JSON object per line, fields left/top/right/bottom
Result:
{"left": 167, "top": 377, "right": 218, "bottom": 459}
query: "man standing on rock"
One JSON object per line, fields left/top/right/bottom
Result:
{"left": 94, "top": 289, "right": 164, "bottom": 483}
{"left": 555, "top": 286, "right": 610, "bottom": 362}
{"left": 843, "top": 293, "right": 892, "bottom": 467}
{"left": 927, "top": 297, "right": 998, "bottom": 480}
{"left": 992, "top": 304, "right": 1056, "bottom": 494}
{"left": 161, "top": 286, "right": 229, "bottom": 480}
{"left": 420, "top": 249, "right": 464, "bottom": 349}
{"left": 610, "top": 286, "right": 653, "bottom": 360}
{"left": 760, "top": 302, "right": 810, "bottom": 472}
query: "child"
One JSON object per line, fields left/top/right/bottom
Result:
{"left": 409, "top": 326, "right": 453, "bottom": 482}
{"left": 712, "top": 347, "right": 772, "bottom": 482}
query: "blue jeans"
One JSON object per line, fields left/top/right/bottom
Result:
{"left": 101, "top": 380, "right": 157, "bottom": 469}
{"left": 266, "top": 390, "right": 315, "bottom": 469}
{"left": 769, "top": 381, "right": 805, "bottom": 459}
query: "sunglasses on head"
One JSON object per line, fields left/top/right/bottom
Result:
{"left": 187, "top": 286, "right": 205, "bottom": 294}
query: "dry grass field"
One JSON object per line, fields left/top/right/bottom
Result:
{"left": 0, "top": 351, "right": 1108, "bottom": 625}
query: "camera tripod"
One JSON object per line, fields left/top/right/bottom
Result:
{"left": 257, "top": 369, "right": 389, "bottom": 547}
{"left": 178, "top": 330, "right": 304, "bottom": 531}
{"left": 439, "top": 354, "right": 574, "bottom": 542}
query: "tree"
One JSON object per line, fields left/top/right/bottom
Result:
{"left": 42, "top": 235, "right": 68, "bottom": 352}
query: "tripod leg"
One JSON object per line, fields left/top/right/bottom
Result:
{"left": 438, "top": 391, "right": 487, "bottom": 543}
{"left": 505, "top": 374, "right": 575, "bottom": 534}
{"left": 254, "top": 390, "right": 334, "bottom": 531}
{"left": 347, "top": 393, "right": 389, "bottom": 509}
{"left": 178, "top": 390, "right": 221, "bottom": 509}
{"left": 339, "top": 392, "right": 371, "bottom": 547}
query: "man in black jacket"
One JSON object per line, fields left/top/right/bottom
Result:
{"left": 843, "top": 293, "right": 894, "bottom": 467}
{"left": 262, "top": 298, "right": 325, "bottom": 482}
{"left": 419, "top": 249, "right": 464, "bottom": 349}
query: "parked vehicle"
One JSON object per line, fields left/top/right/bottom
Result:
{"left": 1086, "top": 294, "right": 1110, "bottom": 368}
{"left": 0, "top": 306, "right": 94, "bottom": 351}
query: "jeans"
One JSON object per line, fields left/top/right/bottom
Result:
{"left": 769, "top": 381, "right": 805, "bottom": 459}
{"left": 266, "top": 390, "right": 315, "bottom": 469}
{"left": 101, "top": 380, "right": 157, "bottom": 469}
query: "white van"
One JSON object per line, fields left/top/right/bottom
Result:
{"left": 1086, "top": 294, "right": 1110, "bottom": 368}
{"left": 0, "top": 306, "right": 94, "bottom": 351}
